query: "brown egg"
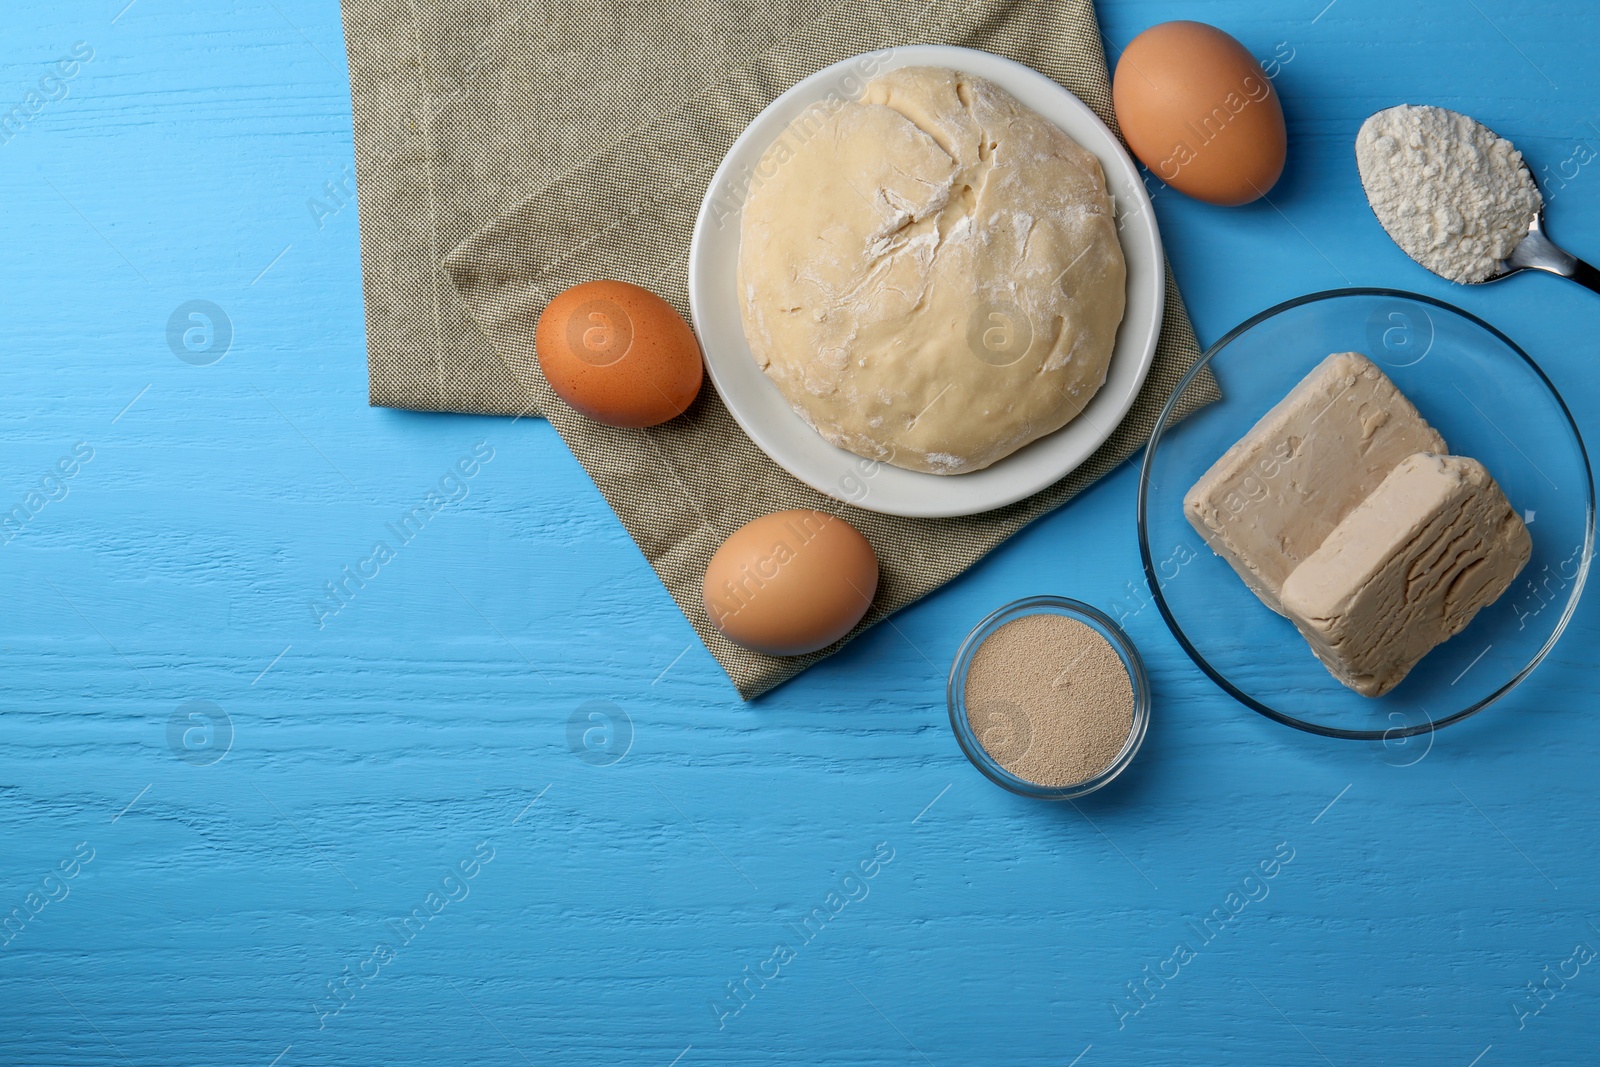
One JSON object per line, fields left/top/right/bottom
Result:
{"left": 702, "top": 510, "right": 879, "bottom": 657}
{"left": 535, "top": 280, "right": 704, "bottom": 427}
{"left": 1113, "top": 21, "right": 1287, "bottom": 206}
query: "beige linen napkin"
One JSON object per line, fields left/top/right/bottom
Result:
{"left": 340, "top": 0, "right": 528, "bottom": 414}
{"left": 341, "top": 0, "right": 1219, "bottom": 698}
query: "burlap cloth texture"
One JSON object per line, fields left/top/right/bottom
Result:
{"left": 339, "top": 0, "right": 1220, "bottom": 697}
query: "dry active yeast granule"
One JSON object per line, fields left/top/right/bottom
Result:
{"left": 963, "top": 613, "right": 1136, "bottom": 787}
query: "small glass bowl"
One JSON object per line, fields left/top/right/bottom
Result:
{"left": 947, "top": 596, "right": 1152, "bottom": 800}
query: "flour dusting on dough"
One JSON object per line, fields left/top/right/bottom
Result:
{"left": 737, "top": 66, "right": 1127, "bottom": 475}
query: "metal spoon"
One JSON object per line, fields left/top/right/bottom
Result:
{"left": 1357, "top": 104, "right": 1600, "bottom": 294}
{"left": 1491, "top": 210, "right": 1600, "bottom": 293}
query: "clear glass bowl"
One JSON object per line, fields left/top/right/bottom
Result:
{"left": 1138, "top": 288, "right": 1594, "bottom": 740}
{"left": 947, "top": 596, "right": 1152, "bottom": 799}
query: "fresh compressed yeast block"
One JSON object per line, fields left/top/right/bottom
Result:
{"left": 1184, "top": 352, "right": 1446, "bottom": 614}
{"left": 1280, "top": 453, "right": 1531, "bottom": 697}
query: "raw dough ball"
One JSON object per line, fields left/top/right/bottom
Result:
{"left": 738, "top": 66, "right": 1126, "bottom": 475}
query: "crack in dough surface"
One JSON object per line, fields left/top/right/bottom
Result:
{"left": 737, "top": 66, "right": 1127, "bottom": 475}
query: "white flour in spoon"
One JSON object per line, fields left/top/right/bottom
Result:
{"left": 1356, "top": 104, "right": 1541, "bottom": 284}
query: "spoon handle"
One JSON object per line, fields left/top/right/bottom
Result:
{"left": 1567, "top": 257, "right": 1600, "bottom": 296}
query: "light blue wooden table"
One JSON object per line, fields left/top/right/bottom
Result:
{"left": 4, "top": 1, "right": 1597, "bottom": 1063}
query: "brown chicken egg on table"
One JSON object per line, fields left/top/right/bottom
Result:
{"left": 534, "top": 280, "right": 704, "bottom": 427}
{"left": 1112, "top": 20, "right": 1287, "bottom": 205}
{"left": 703, "top": 510, "right": 879, "bottom": 657}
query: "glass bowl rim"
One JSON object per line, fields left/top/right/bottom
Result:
{"left": 946, "top": 595, "right": 1152, "bottom": 799}
{"left": 1136, "top": 286, "right": 1595, "bottom": 741}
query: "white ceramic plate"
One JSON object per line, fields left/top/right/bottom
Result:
{"left": 688, "top": 45, "right": 1164, "bottom": 518}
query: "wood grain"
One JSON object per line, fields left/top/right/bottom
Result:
{"left": 0, "top": 1, "right": 1596, "bottom": 1064}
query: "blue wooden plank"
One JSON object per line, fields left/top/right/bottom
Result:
{"left": 1, "top": 1, "right": 1596, "bottom": 1064}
